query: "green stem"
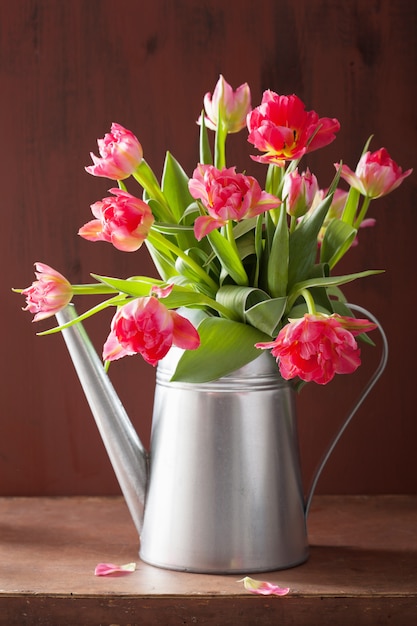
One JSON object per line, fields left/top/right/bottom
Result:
{"left": 341, "top": 187, "right": 360, "bottom": 226}
{"left": 199, "top": 111, "right": 213, "bottom": 165}
{"left": 71, "top": 284, "right": 118, "bottom": 295}
{"left": 289, "top": 214, "right": 297, "bottom": 234}
{"left": 224, "top": 220, "right": 247, "bottom": 281}
{"left": 266, "top": 163, "right": 284, "bottom": 196}
{"left": 37, "top": 294, "right": 127, "bottom": 336}
{"left": 132, "top": 160, "right": 173, "bottom": 222}
{"left": 300, "top": 288, "right": 317, "bottom": 315}
{"left": 147, "top": 230, "right": 218, "bottom": 292}
{"left": 198, "top": 294, "right": 240, "bottom": 321}
{"left": 225, "top": 219, "right": 240, "bottom": 258}
{"left": 353, "top": 196, "right": 372, "bottom": 229}
{"left": 214, "top": 122, "right": 227, "bottom": 170}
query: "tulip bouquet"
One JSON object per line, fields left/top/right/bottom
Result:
{"left": 17, "top": 76, "right": 412, "bottom": 385}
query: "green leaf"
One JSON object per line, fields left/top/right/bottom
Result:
{"left": 207, "top": 228, "right": 249, "bottom": 286}
{"left": 216, "top": 285, "right": 286, "bottom": 335}
{"left": 265, "top": 163, "right": 283, "bottom": 196}
{"left": 133, "top": 160, "right": 173, "bottom": 222}
{"left": 152, "top": 222, "right": 195, "bottom": 235}
{"left": 267, "top": 203, "right": 289, "bottom": 297}
{"left": 175, "top": 254, "right": 209, "bottom": 285}
{"left": 235, "top": 230, "right": 256, "bottom": 262}
{"left": 321, "top": 218, "right": 357, "bottom": 268}
{"left": 161, "top": 152, "right": 196, "bottom": 252}
{"left": 216, "top": 284, "right": 269, "bottom": 321}
{"left": 326, "top": 161, "right": 342, "bottom": 196}
{"left": 288, "top": 193, "right": 333, "bottom": 290}
{"left": 286, "top": 301, "right": 329, "bottom": 319}
{"left": 91, "top": 274, "right": 158, "bottom": 297}
{"left": 147, "top": 198, "right": 171, "bottom": 223}
{"left": 37, "top": 296, "right": 127, "bottom": 335}
{"left": 233, "top": 217, "right": 257, "bottom": 238}
{"left": 341, "top": 186, "right": 360, "bottom": 226}
{"left": 254, "top": 213, "right": 263, "bottom": 287}
{"left": 199, "top": 111, "right": 213, "bottom": 165}
{"left": 159, "top": 289, "right": 213, "bottom": 310}
{"left": 170, "top": 317, "right": 270, "bottom": 382}
{"left": 245, "top": 297, "right": 287, "bottom": 336}
{"left": 145, "top": 240, "right": 178, "bottom": 281}
{"left": 161, "top": 152, "right": 193, "bottom": 222}
{"left": 288, "top": 269, "right": 384, "bottom": 310}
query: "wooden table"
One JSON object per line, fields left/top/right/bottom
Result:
{"left": 0, "top": 495, "right": 416, "bottom": 625}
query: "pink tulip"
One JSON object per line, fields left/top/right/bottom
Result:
{"left": 282, "top": 167, "right": 319, "bottom": 218}
{"left": 22, "top": 262, "right": 73, "bottom": 322}
{"left": 189, "top": 164, "right": 280, "bottom": 240}
{"left": 247, "top": 91, "right": 340, "bottom": 166}
{"left": 78, "top": 188, "right": 154, "bottom": 252}
{"left": 198, "top": 75, "right": 251, "bottom": 133}
{"left": 103, "top": 294, "right": 200, "bottom": 366}
{"left": 240, "top": 576, "right": 290, "bottom": 596}
{"left": 336, "top": 148, "right": 412, "bottom": 198}
{"left": 94, "top": 562, "right": 136, "bottom": 576}
{"left": 85, "top": 123, "right": 143, "bottom": 180}
{"left": 256, "top": 313, "right": 377, "bottom": 385}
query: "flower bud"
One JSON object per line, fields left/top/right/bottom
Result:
{"left": 199, "top": 75, "right": 251, "bottom": 134}
{"left": 22, "top": 263, "right": 73, "bottom": 321}
{"left": 282, "top": 168, "right": 319, "bottom": 218}
{"left": 85, "top": 123, "right": 143, "bottom": 180}
{"left": 337, "top": 148, "right": 412, "bottom": 198}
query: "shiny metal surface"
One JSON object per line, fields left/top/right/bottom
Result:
{"left": 56, "top": 304, "right": 387, "bottom": 573}
{"left": 56, "top": 305, "right": 148, "bottom": 536}
{"left": 140, "top": 347, "right": 308, "bottom": 572}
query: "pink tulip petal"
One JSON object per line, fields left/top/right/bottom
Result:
{"left": 94, "top": 562, "right": 136, "bottom": 576}
{"left": 239, "top": 576, "right": 290, "bottom": 596}
{"left": 150, "top": 284, "right": 174, "bottom": 299}
{"left": 170, "top": 310, "right": 201, "bottom": 350}
{"left": 21, "top": 262, "right": 73, "bottom": 321}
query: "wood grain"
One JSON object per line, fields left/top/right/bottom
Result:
{"left": 1, "top": 0, "right": 416, "bottom": 495}
{"left": 0, "top": 496, "right": 416, "bottom": 625}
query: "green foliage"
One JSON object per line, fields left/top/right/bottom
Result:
{"left": 171, "top": 317, "right": 271, "bottom": 383}
{"left": 48, "top": 98, "right": 388, "bottom": 383}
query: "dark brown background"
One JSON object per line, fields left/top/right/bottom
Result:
{"left": 1, "top": 0, "right": 416, "bottom": 497}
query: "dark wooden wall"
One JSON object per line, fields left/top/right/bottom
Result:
{"left": 1, "top": 0, "right": 416, "bottom": 496}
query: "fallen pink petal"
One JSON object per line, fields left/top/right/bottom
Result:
{"left": 94, "top": 562, "right": 136, "bottom": 576}
{"left": 239, "top": 576, "right": 290, "bottom": 596}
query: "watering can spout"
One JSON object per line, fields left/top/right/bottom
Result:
{"left": 56, "top": 304, "right": 148, "bottom": 536}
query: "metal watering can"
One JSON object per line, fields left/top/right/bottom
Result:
{"left": 56, "top": 304, "right": 387, "bottom": 573}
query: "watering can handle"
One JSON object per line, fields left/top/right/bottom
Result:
{"left": 304, "top": 303, "right": 389, "bottom": 517}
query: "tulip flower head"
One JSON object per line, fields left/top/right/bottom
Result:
{"left": 199, "top": 75, "right": 251, "bottom": 134}
{"left": 337, "top": 148, "right": 412, "bottom": 199}
{"left": 17, "top": 76, "right": 410, "bottom": 385}
{"left": 256, "top": 313, "right": 377, "bottom": 385}
{"left": 247, "top": 91, "right": 340, "bottom": 166}
{"left": 282, "top": 167, "right": 319, "bottom": 218}
{"left": 103, "top": 289, "right": 200, "bottom": 366}
{"left": 85, "top": 123, "right": 143, "bottom": 180}
{"left": 189, "top": 164, "right": 280, "bottom": 240}
{"left": 78, "top": 188, "right": 154, "bottom": 252}
{"left": 22, "top": 263, "right": 73, "bottom": 322}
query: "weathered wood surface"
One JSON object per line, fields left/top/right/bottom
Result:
{"left": 0, "top": 496, "right": 416, "bottom": 625}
